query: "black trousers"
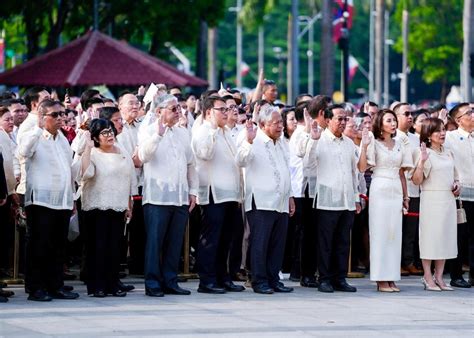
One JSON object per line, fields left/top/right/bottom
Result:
{"left": 301, "top": 198, "right": 318, "bottom": 278}
{"left": 25, "top": 205, "right": 70, "bottom": 293}
{"left": 317, "top": 209, "right": 354, "bottom": 283}
{"left": 84, "top": 209, "right": 124, "bottom": 294}
{"left": 128, "top": 190, "right": 145, "bottom": 275}
{"left": 401, "top": 197, "right": 420, "bottom": 267}
{"left": 197, "top": 194, "right": 242, "bottom": 285}
{"left": 449, "top": 200, "right": 474, "bottom": 280}
{"left": 0, "top": 196, "right": 13, "bottom": 271}
{"left": 247, "top": 208, "right": 288, "bottom": 288}
{"left": 228, "top": 205, "right": 245, "bottom": 276}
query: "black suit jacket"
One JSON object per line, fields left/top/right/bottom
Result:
{"left": 0, "top": 153, "right": 7, "bottom": 200}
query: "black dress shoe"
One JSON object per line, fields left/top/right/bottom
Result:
{"left": 450, "top": 278, "right": 471, "bottom": 288}
{"left": 333, "top": 280, "right": 357, "bottom": 292}
{"left": 117, "top": 280, "right": 135, "bottom": 292}
{"left": 163, "top": 285, "right": 191, "bottom": 295}
{"left": 145, "top": 288, "right": 164, "bottom": 297}
{"left": 28, "top": 290, "right": 53, "bottom": 302}
{"left": 93, "top": 291, "right": 106, "bottom": 298}
{"left": 253, "top": 285, "right": 274, "bottom": 294}
{"left": 0, "top": 295, "right": 7, "bottom": 303}
{"left": 0, "top": 289, "right": 15, "bottom": 297}
{"left": 318, "top": 281, "right": 334, "bottom": 293}
{"left": 289, "top": 275, "right": 300, "bottom": 282}
{"left": 221, "top": 281, "right": 245, "bottom": 292}
{"left": 110, "top": 290, "right": 127, "bottom": 297}
{"left": 63, "top": 272, "right": 77, "bottom": 280}
{"left": 61, "top": 285, "right": 74, "bottom": 292}
{"left": 50, "top": 290, "right": 80, "bottom": 299}
{"left": 177, "top": 276, "right": 188, "bottom": 283}
{"left": 300, "top": 276, "right": 319, "bottom": 288}
{"left": 197, "top": 283, "right": 226, "bottom": 294}
{"left": 272, "top": 283, "right": 294, "bottom": 293}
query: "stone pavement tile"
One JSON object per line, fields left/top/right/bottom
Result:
{"left": 0, "top": 275, "right": 472, "bottom": 337}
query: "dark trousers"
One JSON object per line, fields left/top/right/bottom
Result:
{"left": 450, "top": 200, "right": 474, "bottom": 280}
{"left": 25, "top": 205, "right": 70, "bottom": 293}
{"left": 84, "top": 209, "right": 124, "bottom": 294}
{"left": 228, "top": 205, "right": 245, "bottom": 276}
{"left": 144, "top": 204, "right": 188, "bottom": 290}
{"left": 301, "top": 199, "right": 318, "bottom": 278}
{"left": 401, "top": 197, "right": 420, "bottom": 267}
{"left": 317, "top": 209, "right": 354, "bottom": 283}
{"left": 197, "top": 196, "right": 242, "bottom": 285}
{"left": 0, "top": 196, "right": 13, "bottom": 271}
{"left": 128, "top": 192, "right": 145, "bottom": 275}
{"left": 247, "top": 209, "right": 288, "bottom": 288}
{"left": 351, "top": 205, "right": 369, "bottom": 270}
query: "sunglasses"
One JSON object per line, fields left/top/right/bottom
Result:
{"left": 212, "top": 107, "right": 229, "bottom": 113}
{"left": 165, "top": 106, "right": 179, "bottom": 113}
{"left": 45, "top": 111, "right": 65, "bottom": 118}
{"left": 398, "top": 111, "right": 411, "bottom": 117}
{"left": 333, "top": 117, "right": 350, "bottom": 122}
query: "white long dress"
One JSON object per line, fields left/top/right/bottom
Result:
{"left": 367, "top": 139, "right": 413, "bottom": 281}
{"left": 417, "top": 148, "right": 458, "bottom": 259}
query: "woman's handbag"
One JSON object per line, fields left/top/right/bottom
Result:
{"left": 457, "top": 198, "right": 467, "bottom": 224}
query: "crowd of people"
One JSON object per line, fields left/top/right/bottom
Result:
{"left": 0, "top": 74, "right": 473, "bottom": 303}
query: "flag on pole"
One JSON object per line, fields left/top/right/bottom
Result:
{"left": 241, "top": 62, "right": 250, "bottom": 77}
{"left": 348, "top": 55, "right": 359, "bottom": 83}
{"left": 333, "top": 0, "right": 355, "bottom": 43}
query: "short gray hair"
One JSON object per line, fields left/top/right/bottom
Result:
{"left": 258, "top": 104, "right": 279, "bottom": 124}
{"left": 155, "top": 94, "right": 177, "bottom": 108}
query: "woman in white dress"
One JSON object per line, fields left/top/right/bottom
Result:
{"left": 411, "top": 118, "right": 460, "bottom": 291}
{"left": 358, "top": 109, "right": 413, "bottom": 292}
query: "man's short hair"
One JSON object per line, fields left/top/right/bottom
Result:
{"left": 99, "top": 106, "right": 120, "bottom": 120}
{"left": 37, "top": 99, "right": 63, "bottom": 116}
{"left": 84, "top": 97, "right": 104, "bottom": 111}
{"left": 23, "top": 86, "right": 49, "bottom": 111}
{"left": 258, "top": 105, "right": 279, "bottom": 124}
{"left": 3, "top": 98, "right": 25, "bottom": 108}
{"left": 359, "top": 101, "right": 378, "bottom": 113}
{"left": 307, "top": 95, "right": 331, "bottom": 119}
{"left": 392, "top": 102, "right": 410, "bottom": 114}
{"left": 294, "top": 101, "right": 308, "bottom": 122}
{"left": 202, "top": 96, "right": 226, "bottom": 117}
{"left": 80, "top": 89, "right": 101, "bottom": 109}
{"left": 324, "top": 104, "right": 345, "bottom": 119}
{"left": 262, "top": 80, "right": 277, "bottom": 93}
{"left": 449, "top": 102, "right": 470, "bottom": 119}
{"left": 295, "top": 93, "right": 312, "bottom": 106}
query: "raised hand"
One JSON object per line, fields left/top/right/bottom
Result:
{"left": 439, "top": 108, "right": 448, "bottom": 123}
{"left": 246, "top": 119, "right": 257, "bottom": 144}
{"left": 363, "top": 101, "right": 370, "bottom": 114}
{"left": 83, "top": 130, "right": 95, "bottom": 148}
{"left": 156, "top": 116, "right": 166, "bottom": 136}
{"left": 252, "top": 103, "right": 260, "bottom": 123}
{"left": 303, "top": 108, "right": 312, "bottom": 134}
{"left": 257, "top": 68, "right": 265, "bottom": 86}
{"left": 361, "top": 127, "right": 371, "bottom": 146}
{"left": 310, "top": 119, "right": 321, "bottom": 140}
{"left": 420, "top": 142, "right": 430, "bottom": 162}
{"left": 210, "top": 110, "right": 218, "bottom": 129}
{"left": 138, "top": 85, "right": 146, "bottom": 96}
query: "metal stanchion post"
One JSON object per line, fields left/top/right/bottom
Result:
{"left": 3, "top": 217, "right": 24, "bottom": 285}
{"left": 179, "top": 220, "right": 198, "bottom": 279}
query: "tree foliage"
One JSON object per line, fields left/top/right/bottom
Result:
{"left": 393, "top": 0, "right": 463, "bottom": 97}
{"left": 0, "top": 0, "right": 226, "bottom": 60}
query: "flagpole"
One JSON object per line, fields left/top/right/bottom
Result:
{"left": 340, "top": 0, "right": 350, "bottom": 102}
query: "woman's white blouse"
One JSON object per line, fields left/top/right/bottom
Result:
{"left": 0, "top": 130, "right": 17, "bottom": 195}
{"left": 236, "top": 129, "right": 292, "bottom": 213}
{"left": 304, "top": 129, "right": 360, "bottom": 211}
{"left": 81, "top": 147, "right": 137, "bottom": 211}
{"left": 18, "top": 126, "right": 74, "bottom": 210}
{"left": 191, "top": 121, "right": 242, "bottom": 205}
{"left": 138, "top": 123, "right": 198, "bottom": 206}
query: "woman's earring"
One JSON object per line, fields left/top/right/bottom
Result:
{"left": 428, "top": 137, "right": 431, "bottom": 143}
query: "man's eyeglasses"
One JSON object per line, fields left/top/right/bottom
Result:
{"left": 212, "top": 107, "right": 229, "bottom": 113}
{"left": 333, "top": 116, "right": 350, "bottom": 122}
{"left": 227, "top": 105, "right": 238, "bottom": 111}
{"left": 165, "top": 106, "right": 179, "bottom": 113}
{"left": 99, "top": 129, "right": 114, "bottom": 137}
{"left": 45, "top": 111, "right": 65, "bottom": 118}
{"left": 456, "top": 110, "right": 474, "bottom": 119}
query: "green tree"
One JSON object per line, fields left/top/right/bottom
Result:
{"left": 393, "top": 0, "right": 463, "bottom": 101}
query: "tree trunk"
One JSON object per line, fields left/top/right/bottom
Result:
{"left": 440, "top": 77, "right": 448, "bottom": 104}
{"left": 196, "top": 19, "right": 208, "bottom": 83}
{"left": 207, "top": 27, "right": 218, "bottom": 89}
{"left": 320, "top": 0, "right": 334, "bottom": 96}
{"left": 24, "top": 6, "right": 42, "bottom": 59}
{"left": 374, "top": 0, "right": 385, "bottom": 105}
{"left": 46, "top": 0, "right": 73, "bottom": 51}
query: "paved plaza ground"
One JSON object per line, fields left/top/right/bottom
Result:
{"left": 0, "top": 275, "right": 473, "bottom": 337}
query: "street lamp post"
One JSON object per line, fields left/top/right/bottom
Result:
{"left": 299, "top": 14, "right": 321, "bottom": 95}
